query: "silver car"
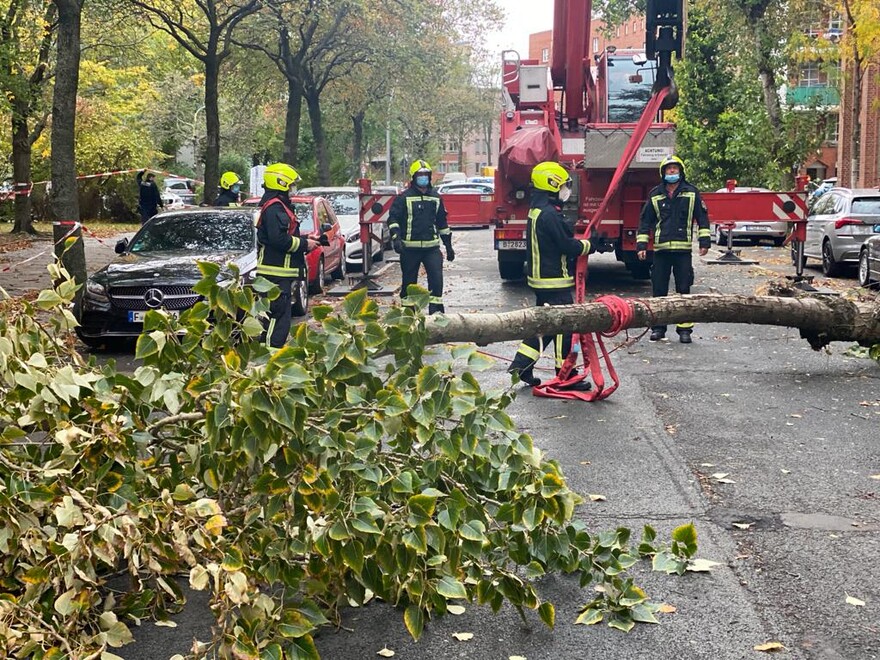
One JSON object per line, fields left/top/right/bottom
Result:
{"left": 796, "top": 188, "right": 880, "bottom": 276}
{"left": 858, "top": 233, "right": 880, "bottom": 288}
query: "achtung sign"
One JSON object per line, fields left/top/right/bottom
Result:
{"left": 636, "top": 146, "right": 673, "bottom": 163}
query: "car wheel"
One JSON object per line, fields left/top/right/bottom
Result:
{"left": 331, "top": 253, "right": 346, "bottom": 280}
{"left": 308, "top": 258, "right": 325, "bottom": 294}
{"left": 821, "top": 240, "right": 841, "bottom": 277}
{"left": 858, "top": 249, "right": 873, "bottom": 287}
{"left": 292, "top": 276, "right": 309, "bottom": 316}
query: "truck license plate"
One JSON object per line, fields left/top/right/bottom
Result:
{"left": 128, "top": 310, "right": 179, "bottom": 322}
{"left": 497, "top": 240, "right": 526, "bottom": 250}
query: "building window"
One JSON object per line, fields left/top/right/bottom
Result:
{"left": 825, "top": 113, "right": 839, "bottom": 144}
{"left": 593, "top": 37, "right": 599, "bottom": 54}
{"left": 799, "top": 62, "right": 825, "bottom": 87}
{"left": 624, "top": 23, "right": 628, "bottom": 35}
{"left": 828, "top": 13, "right": 842, "bottom": 31}
{"left": 633, "top": 20, "right": 638, "bottom": 34}
{"left": 541, "top": 47, "right": 549, "bottom": 62}
{"left": 616, "top": 26, "right": 620, "bottom": 37}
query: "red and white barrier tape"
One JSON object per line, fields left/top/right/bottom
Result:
{"left": 4, "top": 168, "right": 205, "bottom": 199}
{"left": 0, "top": 222, "right": 83, "bottom": 274}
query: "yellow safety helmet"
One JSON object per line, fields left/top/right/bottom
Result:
{"left": 409, "top": 159, "right": 432, "bottom": 178}
{"left": 220, "top": 171, "right": 242, "bottom": 190}
{"left": 658, "top": 154, "right": 686, "bottom": 178}
{"left": 263, "top": 163, "right": 300, "bottom": 191}
{"left": 531, "top": 161, "right": 571, "bottom": 193}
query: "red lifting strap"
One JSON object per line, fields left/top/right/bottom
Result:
{"left": 532, "top": 87, "right": 670, "bottom": 402}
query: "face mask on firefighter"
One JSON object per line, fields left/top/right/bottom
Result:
{"left": 231, "top": 184, "right": 241, "bottom": 194}
{"left": 415, "top": 175, "right": 430, "bottom": 188}
{"left": 558, "top": 185, "right": 572, "bottom": 203}
{"left": 664, "top": 173, "right": 681, "bottom": 184}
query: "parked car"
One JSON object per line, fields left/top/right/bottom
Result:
{"left": 712, "top": 187, "right": 788, "bottom": 246}
{"left": 163, "top": 177, "right": 197, "bottom": 205}
{"left": 794, "top": 187, "right": 880, "bottom": 276}
{"left": 858, "top": 232, "right": 880, "bottom": 288}
{"left": 75, "top": 208, "right": 259, "bottom": 347}
{"left": 242, "top": 194, "right": 347, "bottom": 297}
{"left": 435, "top": 182, "right": 495, "bottom": 196}
{"left": 298, "top": 186, "right": 388, "bottom": 271}
{"left": 468, "top": 176, "right": 494, "bottom": 185}
{"left": 441, "top": 171, "right": 467, "bottom": 184}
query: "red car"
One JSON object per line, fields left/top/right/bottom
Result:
{"left": 243, "top": 195, "right": 346, "bottom": 315}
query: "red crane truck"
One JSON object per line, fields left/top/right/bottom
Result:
{"left": 492, "top": 0, "right": 808, "bottom": 281}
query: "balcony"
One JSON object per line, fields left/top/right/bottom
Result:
{"left": 787, "top": 85, "right": 839, "bottom": 107}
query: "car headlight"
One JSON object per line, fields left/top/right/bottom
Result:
{"left": 346, "top": 233, "right": 360, "bottom": 244}
{"left": 85, "top": 279, "right": 108, "bottom": 299}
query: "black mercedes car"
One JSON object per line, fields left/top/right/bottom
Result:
{"left": 76, "top": 208, "right": 259, "bottom": 347}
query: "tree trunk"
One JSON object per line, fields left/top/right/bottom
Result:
{"left": 352, "top": 110, "right": 365, "bottom": 182}
{"left": 10, "top": 104, "right": 35, "bottom": 235}
{"left": 305, "top": 88, "right": 330, "bottom": 185}
{"left": 50, "top": 0, "right": 86, "bottom": 304}
{"left": 424, "top": 294, "right": 880, "bottom": 350}
{"left": 282, "top": 77, "right": 303, "bottom": 164}
{"left": 203, "top": 48, "right": 221, "bottom": 205}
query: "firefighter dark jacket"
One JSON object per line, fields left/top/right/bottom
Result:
{"left": 636, "top": 179, "right": 711, "bottom": 252}
{"left": 256, "top": 190, "right": 306, "bottom": 279}
{"left": 526, "top": 190, "right": 591, "bottom": 290}
{"left": 388, "top": 184, "right": 452, "bottom": 249}
{"left": 215, "top": 188, "right": 239, "bottom": 207}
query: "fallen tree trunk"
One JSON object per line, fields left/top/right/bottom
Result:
{"left": 425, "top": 294, "right": 880, "bottom": 350}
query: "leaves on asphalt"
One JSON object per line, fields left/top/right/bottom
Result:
{"left": 686, "top": 558, "right": 722, "bottom": 572}
{"left": 732, "top": 522, "right": 752, "bottom": 530}
{"left": 452, "top": 632, "right": 474, "bottom": 641}
{"left": 588, "top": 493, "right": 606, "bottom": 502}
{"left": 447, "top": 605, "right": 466, "bottom": 615}
{"left": 658, "top": 603, "right": 677, "bottom": 614}
{"left": 845, "top": 593, "right": 866, "bottom": 607}
{"left": 753, "top": 641, "right": 786, "bottom": 652}
{"left": 377, "top": 647, "right": 395, "bottom": 657}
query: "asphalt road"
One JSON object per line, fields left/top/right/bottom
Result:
{"left": 4, "top": 229, "right": 878, "bottom": 659}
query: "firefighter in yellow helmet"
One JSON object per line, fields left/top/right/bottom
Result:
{"left": 215, "top": 171, "right": 243, "bottom": 207}
{"left": 636, "top": 154, "right": 710, "bottom": 343}
{"left": 507, "top": 161, "right": 591, "bottom": 390}
{"left": 256, "top": 163, "right": 318, "bottom": 348}
{"left": 387, "top": 159, "right": 454, "bottom": 314}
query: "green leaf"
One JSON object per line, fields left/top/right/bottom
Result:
{"left": 341, "top": 540, "right": 364, "bottom": 574}
{"left": 631, "top": 603, "right": 660, "bottom": 624}
{"left": 436, "top": 576, "right": 468, "bottom": 600}
{"left": 458, "top": 520, "right": 486, "bottom": 542}
{"left": 403, "top": 604, "right": 425, "bottom": 640}
{"left": 671, "top": 523, "right": 698, "bottom": 556}
{"left": 538, "top": 602, "right": 555, "bottom": 628}
{"left": 279, "top": 609, "right": 316, "bottom": 639}
{"left": 402, "top": 527, "right": 427, "bottom": 554}
{"left": 575, "top": 608, "right": 603, "bottom": 625}
{"left": 407, "top": 494, "right": 437, "bottom": 526}
{"left": 607, "top": 614, "right": 636, "bottom": 632}
{"left": 222, "top": 547, "right": 244, "bottom": 572}
{"left": 288, "top": 634, "right": 320, "bottom": 660}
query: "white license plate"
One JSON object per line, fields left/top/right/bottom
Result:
{"left": 497, "top": 240, "right": 526, "bottom": 250}
{"left": 128, "top": 309, "right": 179, "bottom": 322}
{"left": 850, "top": 224, "right": 875, "bottom": 234}
{"left": 744, "top": 225, "right": 769, "bottom": 231}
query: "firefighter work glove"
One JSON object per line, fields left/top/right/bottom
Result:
{"left": 446, "top": 246, "right": 455, "bottom": 262}
{"left": 392, "top": 237, "right": 403, "bottom": 254}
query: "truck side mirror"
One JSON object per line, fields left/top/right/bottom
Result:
{"left": 115, "top": 238, "right": 129, "bottom": 254}
{"left": 782, "top": 201, "right": 796, "bottom": 213}
{"left": 371, "top": 202, "right": 383, "bottom": 215}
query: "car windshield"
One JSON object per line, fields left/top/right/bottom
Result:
{"left": 129, "top": 212, "right": 255, "bottom": 253}
{"left": 292, "top": 203, "right": 315, "bottom": 233}
{"left": 851, "top": 198, "right": 880, "bottom": 215}
{"left": 319, "top": 192, "right": 359, "bottom": 216}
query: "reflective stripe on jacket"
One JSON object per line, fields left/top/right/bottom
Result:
{"left": 636, "top": 180, "right": 711, "bottom": 252}
{"left": 526, "top": 191, "right": 590, "bottom": 290}
{"left": 256, "top": 194, "right": 306, "bottom": 279}
{"left": 388, "top": 185, "right": 451, "bottom": 248}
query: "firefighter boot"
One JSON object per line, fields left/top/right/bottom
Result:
{"left": 677, "top": 328, "right": 693, "bottom": 344}
{"left": 508, "top": 366, "right": 541, "bottom": 387}
{"left": 649, "top": 328, "right": 666, "bottom": 342}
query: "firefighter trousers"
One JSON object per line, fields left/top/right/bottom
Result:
{"left": 261, "top": 275, "right": 293, "bottom": 349}
{"left": 509, "top": 289, "right": 574, "bottom": 375}
{"left": 651, "top": 250, "right": 694, "bottom": 333}
{"left": 400, "top": 247, "right": 445, "bottom": 314}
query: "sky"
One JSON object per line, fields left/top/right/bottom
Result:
{"left": 484, "top": 0, "right": 555, "bottom": 59}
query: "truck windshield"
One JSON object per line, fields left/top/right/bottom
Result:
{"left": 606, "top": 56, "right": 653, "bottom": 122}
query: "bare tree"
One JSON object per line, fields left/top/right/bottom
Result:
{"left": 127, "top": 0, "right": 260, "bottom": 203}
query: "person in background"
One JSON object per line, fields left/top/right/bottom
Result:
{"left": 136, "top": 170, "right": 163, "bottom": 224}
{"left": 255, "top": 163, "right": 318, "bottom": 349}
{"left": 387, "top": 159, "right": 454, "bottom": 314}
{"left": 215, "top": 171, "right": 243, "bottom": 207}
{"left": 637, "top": 154, "right": 710, "bottom": 344}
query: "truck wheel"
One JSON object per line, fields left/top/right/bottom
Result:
{"left": 498, "top": 259, "right": 524, "bottom": 280}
